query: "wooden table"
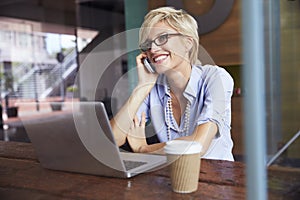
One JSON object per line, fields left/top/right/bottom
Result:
{"left": 0, "top": 141, "right": 299, "bottom": 200}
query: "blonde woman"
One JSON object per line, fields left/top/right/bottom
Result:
{"left": 110, "top": 7, "right": 234, "bottom": 161}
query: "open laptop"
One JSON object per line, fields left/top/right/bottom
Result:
{"left": 20, "top": 101, "right": 167, "bottom": 178}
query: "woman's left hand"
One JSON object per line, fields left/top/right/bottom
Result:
{"left": 127, "top": 112, "right": 148, "bottom": 152}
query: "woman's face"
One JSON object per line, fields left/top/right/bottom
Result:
{"left": 145, "top": 21, "right": 190, "bottom": 74}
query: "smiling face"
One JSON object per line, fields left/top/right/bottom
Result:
{"left": 144, "top": 22, "right": 191, "bottom": 74}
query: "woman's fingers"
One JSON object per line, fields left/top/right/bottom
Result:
{"left": 136, "top": 53, "right": 147, "bottom": 67}
{"left": 132, "top": 113, "right": 146, "bottom": 128}
{"left": 134, "top": 115, "right": 139, "bottom": 127}
{"left": 129, "top": 114, "right": 145, "bottom": 140}
{"left": 140, "top": 112, "right": 146, "bottom": 128}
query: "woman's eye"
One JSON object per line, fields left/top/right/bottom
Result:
{"left": 157, "top": 35, "right": 167, "bottom": 44}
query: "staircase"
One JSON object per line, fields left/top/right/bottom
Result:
{"left": 14, "top": 49, "right": 78, "bottom": 99}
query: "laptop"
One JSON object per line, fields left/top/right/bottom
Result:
{"left": 20, "top": 101, "right": 167, "bottom": 178}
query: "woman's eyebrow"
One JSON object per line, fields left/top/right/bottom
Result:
{"left": 147, "top": 32, "right": 166, "bottom": 40}
{"left": 148, "top": 31, "right": 175, "bottom": 40}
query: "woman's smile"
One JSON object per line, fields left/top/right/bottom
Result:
{"left": 152, "top": 53, "right": 169, "bottom": 64}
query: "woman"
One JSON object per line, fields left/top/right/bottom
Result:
{"left": 110, "top": 7, "right": 234, "bottom": 161}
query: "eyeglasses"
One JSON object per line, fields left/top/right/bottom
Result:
{"left": 139, "top": 33, "right": 184, "bottom": 52}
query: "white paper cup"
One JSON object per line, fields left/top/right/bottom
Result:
{"left": 164, "top": 140, "right": 202, "bottom": 193}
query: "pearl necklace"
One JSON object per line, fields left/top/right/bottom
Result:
{"left": 166, "top": 85, "right": 191, "bottom": 141}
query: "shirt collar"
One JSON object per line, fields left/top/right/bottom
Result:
{"left": 183, "top": 65, "right": 200, "bottom": 102}
{"left": 156, "top": 75, "right": 169, "bottom": 101}
{"left": 156, "top": 65, "right": 201, "bottom": 102}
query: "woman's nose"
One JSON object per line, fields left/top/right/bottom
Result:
{"left": 150, "top": 42, "right": 161, "bottom": 52}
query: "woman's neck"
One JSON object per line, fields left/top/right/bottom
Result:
{"left": 166, "top": 62, "right": 192, "bottom": 96}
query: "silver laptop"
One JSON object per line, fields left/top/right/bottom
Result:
{"left": 20, "top": 101, "right": 166, "bottom": 178}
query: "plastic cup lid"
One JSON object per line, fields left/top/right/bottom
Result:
{"left": 164, "top": 140, "right": 202, "bottom": 155}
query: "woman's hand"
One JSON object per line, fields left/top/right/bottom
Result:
{"left": 136, "top": 53, "right": 158, "bottom": 88}
{"left": 127, "top": 112, "right": 148, "bottom": 153}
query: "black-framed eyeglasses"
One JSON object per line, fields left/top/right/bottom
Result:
{"left": 139, "top": 33, "right": 184, "bottom": 52}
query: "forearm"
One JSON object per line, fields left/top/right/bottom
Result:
{"left": 110, "top": 84, "right": 154, "bottom": 146}
{"left": 136, "top": 122, "right": 217, "bottom": 155}
{"left": 177, "top": 122, "right": 218, "bottom": 156}
{"left": 139, "top": 142, "right": 166, "bottom": 154}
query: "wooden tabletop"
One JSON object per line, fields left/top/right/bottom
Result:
{"left": 0, "top": 141, "right": 299, "bottom": 200}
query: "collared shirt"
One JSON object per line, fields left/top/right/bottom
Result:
{"left": 136, "top": 64, "right": 234, "bottom": 161}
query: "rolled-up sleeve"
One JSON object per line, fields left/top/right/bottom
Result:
{"left": 196, "top": 68, "right": 234, "bottom": 138}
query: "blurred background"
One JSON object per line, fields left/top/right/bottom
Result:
{"left": 0, "top": 0, "right": 299, "bottom": 166}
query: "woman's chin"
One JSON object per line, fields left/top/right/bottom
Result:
{"left": 154, "top": 66, "right": 170, "bottom": 74}
{"left": 153, "top": 62, "right": 171, "bottom": 74}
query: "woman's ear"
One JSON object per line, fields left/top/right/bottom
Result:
{"left": 185, "top": 37, "right": 193, "bottom": 52}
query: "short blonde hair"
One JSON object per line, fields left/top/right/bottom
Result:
{"left": 139, "top": 7, "right": 199, "bottom": 64}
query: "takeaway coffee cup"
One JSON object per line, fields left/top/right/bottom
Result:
{"left": 164, "top": 140, "right": 202, "bottom": 193}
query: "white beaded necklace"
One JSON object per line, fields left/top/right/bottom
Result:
{"left": 166, "top": 85, "right": 191, "bottom": 141}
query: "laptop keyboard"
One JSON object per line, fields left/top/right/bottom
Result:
{"left": 123, "top": 160, "right": 147, "bottom": 171}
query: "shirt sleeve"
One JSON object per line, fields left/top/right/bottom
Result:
{"left": 135, "top": 94, "right": 151, "bottom": 124}
{"left": 196, "top": 68, "right": 234, "bottom": 138}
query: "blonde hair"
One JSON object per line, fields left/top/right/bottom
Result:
{"left": 139, "top": 7, "right": 199, "bottom": 64}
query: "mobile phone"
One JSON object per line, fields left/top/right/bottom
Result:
{"left": 143, "top": 58, "right": 156, "bottom": 73}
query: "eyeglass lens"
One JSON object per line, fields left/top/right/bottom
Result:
{"left": 140, "top": 33, "right": 182, "bottom": 52}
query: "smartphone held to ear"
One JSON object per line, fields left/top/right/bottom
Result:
{"left": 143, "top": 58, "right": 156, "bottom": 73}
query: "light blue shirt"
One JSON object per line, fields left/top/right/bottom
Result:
{"left": 136, "top": 65, "right": 234, "bottom": 161}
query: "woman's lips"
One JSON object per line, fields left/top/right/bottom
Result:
{"left": 153, "top": 54, "right": 169, "bottom": 64}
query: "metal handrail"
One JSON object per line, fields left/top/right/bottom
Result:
{"left": 267, "top": 130, "right": 300, "bottom": 167}
{"left": 42, "top": 48, "right": 77, "bottom": 93}
{"left": 14, "top": 48, "right": 77, "bottom": 99}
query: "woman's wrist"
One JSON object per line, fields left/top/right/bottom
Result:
{"left": 128, "top": 84, "right": 153, "bottom": 111}
{"left": 137, "top": 145, "right": 148, "bottom": 153}
{"left": 134, "top": 83, "right": 154, "bottom": 96}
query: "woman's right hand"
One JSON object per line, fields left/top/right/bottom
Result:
{"left": 136, "top": 53, "right": 158, "bottom": 88}
{"left": 111, "top": 54, "right": 158, "bottom": 147}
